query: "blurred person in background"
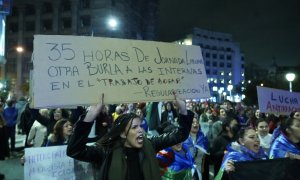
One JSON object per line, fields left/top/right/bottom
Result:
{"left": 269, "top": 116, "right": 300, "bottom": 159}
{"left": 15, "top": 97, "right": 27, "bottom": 134}
{"left": 184, "top": 114, "right": 209, "bottom": 180}
{"left": 210, "top": 117, "right": 240, "bottom": 177}
{"left": 266, "top": 113, "right": 279, "bottom": 134}
{"left": 3, "top": 100, "right": 18, "bottom": 153}
{"left": 136, "top": 107, "right": 148, "bottom": 133}
{"left": 206, "top": 108, "right": 228, "bottom": 148}
{"left": 112, "top": 105, "right": 124, "bottom": 121}
{"left": 245, "top": 107, "right": 255, "bottom": 128}
{"left": 0, "top": 102, "right": 9, "bottom": 180}
{"left": 161, "top": 102, "right": 178, "bottom": 124}
{"left": 27, "top": 109, "right": 49, "bottom": 147}
{"left": 256, "top": 118, "right": 272, "bottom": 153}
{"left": 215, "top": 127, "right": 268, "bottom": 180}
{"left": 199, "top": 107, "right": 212, "bottom": 123}
{"left": 45, "top": 119, "right": 73, "bottom": 146}
{"left": 36, "top": 108, "right": 70, "bottom": 137}
{"left": 95, "top": 105, "right": 113, "bottom": 139}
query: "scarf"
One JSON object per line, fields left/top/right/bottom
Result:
{"left": 109, "top": 137, "right": 161, "bottom": 180}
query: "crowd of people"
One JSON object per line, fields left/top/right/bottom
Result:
{"left": 0, "top": 94, "right": 299, "bottom": 180}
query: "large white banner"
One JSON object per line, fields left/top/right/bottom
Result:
{"left": 24, "top": 146, "right": 92, "bottom": 180}
{"left": 31, "top": 35, "right": 210, "bottom": 108}
{"left": 257, "top": 86, "right": 300, "bottom": 115}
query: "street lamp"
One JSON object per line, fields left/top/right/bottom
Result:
{"left": 2, "top": 46, "right": 24, "bottom": 79}
{"left": 227, "top": 84, "right": 233, "bottom": 101}
{"left": 285, "top": 73, "right": 296, "bottom": 92}
{"left": 218, "top": 89, "right": 223, "bottom": 102}
{"left": 107, "top": 17, "right": 118, "bottom": 30}
{"left": 222, "top": 92, "right": 227, "bottom": 101}
{"left": 4, "top": 45, "right": 24, "bottom": 98}
{"left": 16, "top": 45, "right": 24, "bottom": 97}
{"left": 16, "top": 46, "right": 24, "bottom": 53}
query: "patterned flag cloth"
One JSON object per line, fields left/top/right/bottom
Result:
{"left": 183, "top": 129, "right": 209, "bottom": 178}
{"left": 156, "top": 144, "right": 195, "bottom": 180}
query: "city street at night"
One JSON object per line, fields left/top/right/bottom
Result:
{"left": 0, "top": 0, "right": 300, "bottom": 180}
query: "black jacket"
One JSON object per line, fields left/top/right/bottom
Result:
{"left": 210, "top": 133, "right": 234, "bottom": 176}
{"left": 67, "top": 111, "right": 193, "bottom": 179}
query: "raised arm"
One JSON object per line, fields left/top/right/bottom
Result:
{"left": 66, "top": 94, "right": 105, "bottom": 163}
{"left": 83, "top": 93, "right": 105, "bottom": 123}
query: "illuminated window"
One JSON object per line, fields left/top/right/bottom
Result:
{"left": 184, "top": 39, "right": 192, "bottom": 45}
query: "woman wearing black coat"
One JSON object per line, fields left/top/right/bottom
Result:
{"left": 67, "top": 94, "right": 193, "bottom": 180}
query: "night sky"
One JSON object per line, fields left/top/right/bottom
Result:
{"left": 157, "top": 0, "right": 300, "bottom": 68}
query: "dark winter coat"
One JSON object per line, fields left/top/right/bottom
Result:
{"left": 67, "top": 111, "right": 193, "bottom": 180}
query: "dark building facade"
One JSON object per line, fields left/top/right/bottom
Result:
{"left": 4, "top": 0, "right": 159, "bottom": 96}
{"left": 176, "top": 28, "right": 245, "bottom": 102}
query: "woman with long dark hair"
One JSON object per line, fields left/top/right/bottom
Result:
{"left": 45, "top": 119, "right": 73, "bottom": 146}
{"left": 161, "top": 101, "right": 178, "bottom": 124}
{"left": 67, "top": 94, "right": 193, "bottom": 179}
